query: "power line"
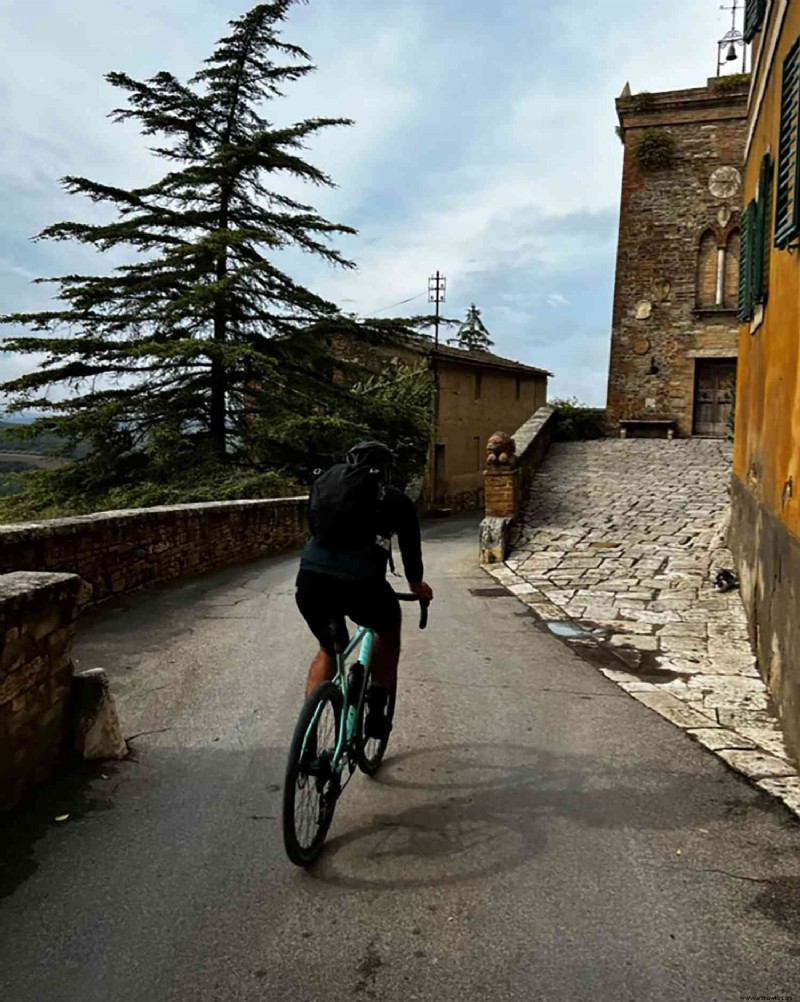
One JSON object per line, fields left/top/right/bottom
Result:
{"left": 365, "top": 291, "right": 427, "bottom": 315}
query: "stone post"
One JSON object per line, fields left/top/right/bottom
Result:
{"left": 478, "top": 409, "right": 556, "bottom": 565}
{"left": 480, "top": 432, "right": 519, "bottom": 564}
{"left": 484, "top": 466, "right": 520, "bottom": 519}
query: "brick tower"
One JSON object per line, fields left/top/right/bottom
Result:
{"left": 607, "top": 77, "right": 749, "bottom": 438}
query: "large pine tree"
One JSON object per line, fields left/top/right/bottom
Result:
{"left": 1, "top": 1, "right": 424, "bottom": 511}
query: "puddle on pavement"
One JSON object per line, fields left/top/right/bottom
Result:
{"left": 545, "top": 621, "right": 598, "bottom": 640}
{"left": 541, "top": 620, "right": 698, "bottom": 686}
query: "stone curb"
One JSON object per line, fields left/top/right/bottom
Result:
{"left": 483, "top": 561, "right": 800, "bottom": 822}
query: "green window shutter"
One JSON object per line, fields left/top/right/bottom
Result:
{"left": 738, "top": 202, "right": 754, "bottom": 323}
{"left": 744, "top": 0, "right": 766, "bottom": 44}
{"left": 753, "top": 152, "right": 774, "bottom": 302}
{"left": 776, "top": 37, "right": 800, "bottom": 249}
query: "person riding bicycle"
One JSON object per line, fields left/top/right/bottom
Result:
{"left": 296, "top": 440, "right": 434, "bottom": 740}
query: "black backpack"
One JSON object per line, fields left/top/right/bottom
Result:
{"left": 309, "top": 463, "right": 385, "bottom": 550}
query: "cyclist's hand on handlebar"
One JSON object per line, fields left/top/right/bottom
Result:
{"left": 409, "top": 580, "right": 433, "bottom": 602}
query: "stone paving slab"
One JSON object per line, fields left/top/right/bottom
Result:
{"left": 486, "top": 439, "right": 800, "bottom": 821}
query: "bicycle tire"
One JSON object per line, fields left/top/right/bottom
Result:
{"left": 357, "top": 683, "right": 395, "bottom": 777}
{"left": 282, "top": 682, "right": 343, "bottom": 867}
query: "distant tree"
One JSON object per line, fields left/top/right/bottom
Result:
{"left": 450, "top": 303, "right": 494, "bottom": 352}
{"left": 0, "top": 1, "right": 420, "bottom": 514}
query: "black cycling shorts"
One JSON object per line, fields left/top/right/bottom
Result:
{"left": 296, "top": 569, "right": 402, "bottom": 653}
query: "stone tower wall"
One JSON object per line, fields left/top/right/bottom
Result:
{"left": 607, "top": 79, "right": 749, "bottom": 437}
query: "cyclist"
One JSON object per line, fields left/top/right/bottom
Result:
{"left": 296, "top": 441, "right": 434, "bottom": 740}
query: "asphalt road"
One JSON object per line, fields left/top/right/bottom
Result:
{"left": 1, "top": 515, "right": 799, "bottom": 1001}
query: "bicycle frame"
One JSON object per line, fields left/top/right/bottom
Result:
{"left": 302, "top": 626, "right": 375, "bottom": 776}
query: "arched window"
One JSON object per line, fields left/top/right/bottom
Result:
{"left": 697, "top": 230, "right": 719, "bottom": 307}
{"left": 723, "top": 229, "right": 740, "bottom": 309}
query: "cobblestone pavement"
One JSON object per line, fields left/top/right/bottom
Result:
{"left": 486, "top": 438, "right": 800, "bottom": 819}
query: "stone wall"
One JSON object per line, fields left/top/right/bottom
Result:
{"left": 481, "top": 407, "right": 556, "bottom": 564}
{"left": 0, "top": 497, "right": 309, "bottom": 606}
{"left": 607, "top": 78, "right": 748, "bottom": 437}
{"left": 0, "top": 572, "right": 89, "bottom": 810}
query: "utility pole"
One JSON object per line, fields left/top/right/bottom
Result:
{"left": 427, "top": 271, "right": 446, "bottom": 506}
{"left": 428, "top": 271, "right": 446, "bottom": 347}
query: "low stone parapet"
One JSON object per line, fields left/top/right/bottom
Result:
{"left": 480, "top": 407, "right": 556, "bottom": 563}
{"left": 0, "top": 572, "right": 90, "bottom": 810}
{"left": 0, "top": 496, "right": 309, "bottom": 606}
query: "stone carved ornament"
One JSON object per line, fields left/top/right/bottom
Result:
{"left": 651, "top": 278, "right": 671, "bottom": 303}
{"left": 709, "top": 166, "right": 741, "bottom": 200}
{"left": 486, "top": 432, "right": 516, "bottom": 466}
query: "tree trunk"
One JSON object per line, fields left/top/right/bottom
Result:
{"left": 211, "top": 195, "right": 229, "bottom": 461}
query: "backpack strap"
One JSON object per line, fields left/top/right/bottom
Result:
{"left": 387, "top": 538, "right": 399, "bottom": 577}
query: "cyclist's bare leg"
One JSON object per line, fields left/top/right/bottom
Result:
{"left": 370, "top": 623, "right": 401, "bottom": 692}
{"left": 305, "top": 649, "right": 335, "bottom": 697}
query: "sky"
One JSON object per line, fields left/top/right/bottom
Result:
{"left": 0, "top": 0, "right": 743, "bottom": 406}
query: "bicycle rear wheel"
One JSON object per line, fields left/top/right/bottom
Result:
{"left": 282, "top": 682, "right": 343, "bottom": 867}
{"left": 357, "top": 682, "right": 395, "bottom": 777}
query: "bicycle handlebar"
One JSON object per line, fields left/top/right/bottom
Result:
{"left": 395, "top": 593, "right": 430, "bottom": 630}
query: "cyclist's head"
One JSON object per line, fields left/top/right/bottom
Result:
{"left": 347, "top": 440, "right": 396, "bottom": 478}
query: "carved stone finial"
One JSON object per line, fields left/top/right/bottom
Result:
{"left": 486, "top": 432, "right": 516, "bottom": 467}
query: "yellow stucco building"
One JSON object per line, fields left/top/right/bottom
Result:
{"left": 731, "top": 0, "right": 800, "bottom": 762}
{"left": 335, "top": 334, "right": 550, "bottom": 512}
{"left": 425, "top": 344, "right": 550, "bottom": 510}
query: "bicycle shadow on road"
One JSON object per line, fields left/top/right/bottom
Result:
{"left": 309, "top": 740, "right": 800, "bottom": 921}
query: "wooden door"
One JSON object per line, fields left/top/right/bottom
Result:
{"left": 693, "top": 360, "right": 737, "bottom": 437}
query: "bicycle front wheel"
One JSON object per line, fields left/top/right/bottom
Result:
{"left": 282, "top": 682, "right": 343, "bottom": 867}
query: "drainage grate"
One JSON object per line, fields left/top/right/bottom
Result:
{"left": 468, "top": 587, "right": 512, "bottom": 598}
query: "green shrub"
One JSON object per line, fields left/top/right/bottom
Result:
{"left": 0, "top": 463, "right": 302, "bottom": 524}
{"left": 634, "top": 129, "right": 676, "bottom": 173}
{"left": 716, "top": 73, "right": 751, "bottom": 93}
{"left": 550, "top": 399, "right": 608, "bottom": 441}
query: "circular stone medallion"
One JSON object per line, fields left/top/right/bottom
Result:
{"left": 709, "top": 166, "right": 741, "bottom": 199}
{"left": 633, "top": 337, "right": 651, "bottom": 356}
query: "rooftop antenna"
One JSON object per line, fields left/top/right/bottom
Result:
{"left": 717, "top": 0, "right": 747, "bottom": 77}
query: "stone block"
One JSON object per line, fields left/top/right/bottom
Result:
{"left": 686, "top": 727, "right": 757, "bottom": 751}
{"left": 0, "top": 655, "right": 51, "bottom": 705}
{"left": 71, "top": 669, "right": 127, "bottom": 761}
{"left": 480, "top": 517, "right": 513, "bottom": 566}
{"left": 717, "top": 749, "right": 796, "bottom": 779}
{"left": 756, "top": 777, "right": 800, "bottom": 817}
{"left": 630, "top": 691, "right": 716, "bottom": 729}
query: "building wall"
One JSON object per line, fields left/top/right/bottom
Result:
{"left": 607, "top": 79, "right": 749, "bottom": 437}
{"left": 333, "top": 334, "right": 549, "bottom": 511}
{"left": 431, "top": 362, "right": 548, "bottom": 509}
{"left": 731, "top": 1, "right": 800, "bottom": 764}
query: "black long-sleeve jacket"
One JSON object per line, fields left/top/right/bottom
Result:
{"left": 300, "top": 484, "right": 424, "bottom": 584}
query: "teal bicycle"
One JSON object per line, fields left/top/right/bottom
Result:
{"left": 282, "top": 594, "right": 429, "bottom": 867}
